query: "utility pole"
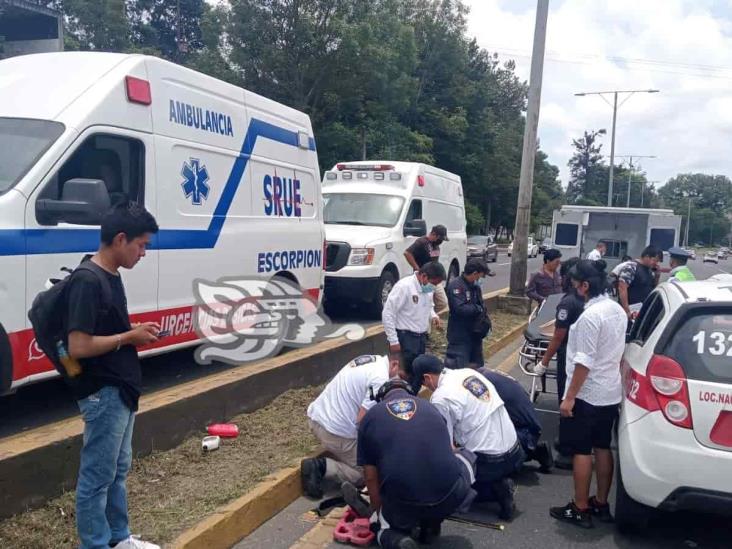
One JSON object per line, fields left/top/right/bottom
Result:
{"left": 685, "top": 196, "right": 692, "bottom": 247}
{"left": 615, "top": 155, "right": 656, "bottom": 207}
{"left": 508, "top": 0, "right": 549, "bottom": 300}
{"left": 574, "top": 89, "right": 660, "bottom": 207}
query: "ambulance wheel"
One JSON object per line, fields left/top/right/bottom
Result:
{"left": 447, "top": 262, "right": 459, "bottom": 285}
{"left": 370, "top": 270, "right": 396, "bottom": 318}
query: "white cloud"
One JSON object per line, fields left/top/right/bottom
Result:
{"left": 464, "top": 0, "right": 732, "bottom": 188}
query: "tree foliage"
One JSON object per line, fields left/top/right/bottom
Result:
{"left": 49, "top": 0, "right": 563, "bottom": 235}
{"left": 659, "top": 174, "right": 732, "bottom": 245}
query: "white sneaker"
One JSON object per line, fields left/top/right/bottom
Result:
{"left": 114, "top": 535, "right": 161, "bottom": 549}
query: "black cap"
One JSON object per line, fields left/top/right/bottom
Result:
{"left": 412, "top": 354, "right": 445, "bottom": 377}
{"left": 432, "top": 225, "right": 449, "bottom": 241}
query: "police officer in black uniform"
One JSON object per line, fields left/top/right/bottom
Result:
{"left": 343, "top": 379, "right": 477, "bottom": 549}
{"left": 539, "top": 257, "right": 584, "bottom": 469}
{"left": 445, "top": 258, "right": 495, "bottom": 369}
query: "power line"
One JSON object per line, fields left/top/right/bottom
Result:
{"left": 488, "top": 46, "right": 732, "bottom": 81}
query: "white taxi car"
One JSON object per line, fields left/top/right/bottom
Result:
{"left": 617, "top": 278, "right": 732, "bottom": 532}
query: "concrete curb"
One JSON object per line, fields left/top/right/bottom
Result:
{"left": 169, "top": 464, "right": 303, "bottom": 549}
{"left": 0, "top": 288, "right": 511, "bottom": 519}
{"left": 172, "top": 307, "right": 526, "bottom": 549}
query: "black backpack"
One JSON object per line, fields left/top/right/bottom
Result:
{"left": 28, "top": 258, "right": 113, "bottom": 377}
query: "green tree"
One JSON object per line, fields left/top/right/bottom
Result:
{"left": 659, "top": 173, "right": 732, "bottom": 245}
{"left": 566, "top": 129, "right": 607, "bottom": 205}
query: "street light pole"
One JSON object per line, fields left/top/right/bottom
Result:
{"left": 574, "top": 88, "right": 660, "bottom": 208}
{"left": 685, "top": 196, "right": 692, "bottom": 247}
{"left": 509, "top": 0, "right": 549, "bottom": 298}
{"left": 614, "top": 155, "right": 656, "bottom": 207}
{"left": 609, "top": 92, "right": 617, "bottom": 207}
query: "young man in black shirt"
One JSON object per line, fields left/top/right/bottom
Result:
{"left": 404, "top": 224, "right": 449, "bottom": 312}
{"left": 66, "top": 202, "right": 160, "bottom": 549}
{"left": 345, "top": 380, "right": 476, "bottom": 549}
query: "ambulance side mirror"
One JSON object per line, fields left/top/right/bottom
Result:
{"left": 404, "top": 219, "right": 427, "bottom": 237}
{"left": 36, "top": 178, "right": 112, "bottom": 226}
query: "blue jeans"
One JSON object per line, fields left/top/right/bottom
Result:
{"left": 76, "top": 386, "right": 135, "bottom": 549}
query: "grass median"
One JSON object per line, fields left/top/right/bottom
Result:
{"left": 0, "top": 310, "right": 527, "bottom": 549}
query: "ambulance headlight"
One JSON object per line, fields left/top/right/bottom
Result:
{"left": 348, "top": 248, "right": 375, "bottom": 266}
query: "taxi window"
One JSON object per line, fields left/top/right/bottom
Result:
{"left": 663, "top": 308, "right": 732, "bottom": 383}
{"left": 630, "top": 292, "right": 664, "bottom": 345}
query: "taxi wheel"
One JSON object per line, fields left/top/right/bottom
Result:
{"left": 615, "top": 463, "right": 653, "bottom": 534}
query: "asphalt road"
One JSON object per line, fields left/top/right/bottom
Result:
{"left": 235, "top": 338, "right": 732, "bottom": 549}
{"left": 0, "top": 253, "right": 726, "bottom": 439}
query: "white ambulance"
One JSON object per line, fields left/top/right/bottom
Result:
{"left": 322, "top": 161, "right": 467, "bottom": 315}
{"left": 0, "top": 52, "right": 324, "bottom": 393}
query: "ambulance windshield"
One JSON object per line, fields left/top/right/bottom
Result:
{"left": 324, "top": 193, "right": 405, "bottom": 228}
{"left": 0, "top": 118, "right": 64, "bottom": 194}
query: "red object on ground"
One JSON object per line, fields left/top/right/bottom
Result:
{"left": 207, "top": 423, "right": 239, "bottom": 438}
{"left": 333, "top": 508, "right": 375, "bottom": 546}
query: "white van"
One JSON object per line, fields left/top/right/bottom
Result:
{"left": 0, "top": 52, "right": 324, "bottom": 393}
{"left": 322, "top": 161, "right": 467, "bottom": 315}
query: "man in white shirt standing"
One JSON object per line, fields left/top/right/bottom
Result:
{"left": 414, "top": 355, "right": 523, "bottom": 521}
{"left": 550, "top": 260, "right": 626, "bottom": 529}
{"left": 382, "top": 262, "right": 446, "bottom": 390}
{"left": 586, "top": 242, "right": 606, "bottom": 261}
{"left": 302, "top": 354, "right": 395, "bottom": 499}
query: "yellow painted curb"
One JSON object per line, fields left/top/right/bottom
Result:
{"left": 485, "top": 320, "right": 528, "bottom": 358}
{"left": 169, "top": 463, "right": 302, "bottom": 549}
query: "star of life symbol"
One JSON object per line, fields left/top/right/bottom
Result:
{"left": 193, "top": 276, "right": 366, "bottom": 364}
{"left": 181, "top": 158, "right": 210, "bottom": 205}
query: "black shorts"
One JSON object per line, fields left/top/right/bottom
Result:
{"left": 559, "top": 399, "right": 618, "bottom": 456}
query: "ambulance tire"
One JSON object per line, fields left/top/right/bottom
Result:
{"left": 446, "top": 262, "right": 459, "bottom": 286}
{"left": 369, "top": 270, "right": 396, "bottom": 318}
{"left": 0, "top": 324, "right": 12, "bottom": 395}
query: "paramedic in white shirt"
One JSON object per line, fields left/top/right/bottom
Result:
{"left": 301, "top": 354, "right": 395, "bottom": 499}
{"left": 586, "top": 242, "right": 606, "bottom": 261}
{"left": 382, "top": 262, "right": 445, "bottom": 391}
{"left": 413, "top": 354, "right": 523, "bottom": 521}
{"left": 550, "top": 259, "right": 626, "bottom": 529}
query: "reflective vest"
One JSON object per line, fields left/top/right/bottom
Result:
{"left": 672, "top": 265, "right": 696, "bottom": 282}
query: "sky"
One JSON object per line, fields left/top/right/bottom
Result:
{"left": 464, "top": 0, "right": 732, "bottom": 188}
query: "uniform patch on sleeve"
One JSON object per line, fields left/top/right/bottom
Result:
{"left": 351, "top": 355, "right": 377, "bottom": 367}
{"left": 557, "top": 308, "right": 568, "bottom": 321}
{"left": 387, "top": 398, "right": 417, "bottom": 420}
{"left": 463, "top": 376, "right": 491, "bottom": 401}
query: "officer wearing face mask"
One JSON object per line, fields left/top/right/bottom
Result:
{"left": 382, "top": 262, "right": 446, "bottom": 392}
{"left": 445, "top": 258, "right": 495, "bottom": 369}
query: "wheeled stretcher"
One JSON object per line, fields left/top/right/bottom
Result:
{"left": 517, "top": 293, "right": 563, "bottom": 402}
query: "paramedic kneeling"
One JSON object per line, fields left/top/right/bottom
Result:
{"left": 479, "top": 368, "right": 553, "bottom": 473}
{"left": 550, "top": 260, "right": 625, "bottom": 529}
{"left": 302, "top": 354, "right": 395, "bottom": 499}
{"left": 414, "top": 355, "right": 523, "bottom": 521}
{"left": 345, "top": 379, "right": 476, "bottom": 549}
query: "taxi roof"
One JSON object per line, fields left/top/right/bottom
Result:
{"left": 667, "top": 277, "right": 732, "bottom": 304}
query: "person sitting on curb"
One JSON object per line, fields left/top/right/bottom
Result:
{"left": 343, "top": 378, "right": 477, "bottom": 549}
{"left": 301, "top": 354, "right": 395, "bottom": 499}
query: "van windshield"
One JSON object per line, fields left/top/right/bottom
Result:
{"left": 323, "top": 193, "right": 405, "bottom": 228}
{"left": 0, "top": 118, "right": 65, "bottom": 194}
